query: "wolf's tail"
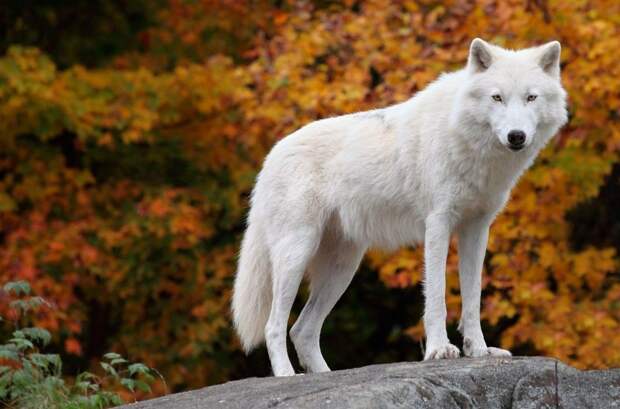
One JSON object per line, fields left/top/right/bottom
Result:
{"left": 232, "top": 221, "right": 272, "bottom": 353}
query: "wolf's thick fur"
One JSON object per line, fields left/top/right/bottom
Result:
{"left": 232, "top": 39, "right": 568, "bottom": 376}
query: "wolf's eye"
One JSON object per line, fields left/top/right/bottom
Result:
{"left": 492, "top": 94, "right": 502, "bottom": 102}
{"left": 527, "top": 94, "right": 538, "bottom": 102}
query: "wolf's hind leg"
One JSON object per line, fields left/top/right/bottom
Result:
{"left": 265, "top": 228, "right": 320, "bottom": 376}
{"left": 290, "top": 234, "right": 364, "bottom": 373}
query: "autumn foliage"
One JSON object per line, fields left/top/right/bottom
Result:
{"left": 1, "top": 0, "right": 620, "bottom": 394}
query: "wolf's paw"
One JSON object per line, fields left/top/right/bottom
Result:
{"left": 272, "top": 363, "right": 296, "bottom": 377}
{"left": 424, "top": 343, "right": 460, "bottom": 360}
{"left": 463, "top": 337, "right": 512, "bottom": 358}
{"left": 273, "top": 368, "right": 296, "bottom": 377}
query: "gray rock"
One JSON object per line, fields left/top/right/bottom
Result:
{"left": 117, "top": 357, "right": 620, "bottom": 409}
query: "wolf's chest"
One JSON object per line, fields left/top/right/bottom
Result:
{"left": 447, "top": 160, "right": 516, "bottom": 219}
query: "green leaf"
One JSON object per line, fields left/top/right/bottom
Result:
{"left": 12, "top": 330, "right": 25, "bottom": 339}
{"left": 26, "top": 296, "right": 48, "bottom": 309}
{"left": 41, "top": 375, "right": 65, "bottom": 390}
{"left": 111, "top": 357, "right": 127, "bottom": 366}
{"left": 7, "top": 297, "right": 48, "bottom": 314}
{"left": 75, "top": 380, "right": 91, "bottom": 392}
{"left": 127, "top": 363, "right": 149, "bottom": 376}
{"left": 0, "top": 349, "right": 18, "bottom": 361}
{"left": 100, "top": 362, "right": 118, "bottom": 377}
{"left": 75, "top": 371, "right": 100, "bottom": 391}
{"left": 76, "top": 371, "right": 97, "bottom": 382}
{"left": 103, "top": 352, "right": 122, "bottom": 360}
{"left": 120, "top": 378, "right": 135, "bottom": 392}
{"left": 106, "top": 393, "right": 124, "bottom": 406}
{"left": 0, "top": 370, "right": 13, "bottom": 387}
{"left": 20, "top": 327, "right": 52, "bottom": 346}
{"left": 9, "top": 337, "right": 34, "bottom": 351}
{"left": 11, "top": 368, "right": 32, "bottom": 386}
{"left": 135, "top": 379, "right": 151, "bottom": 393}
{"left": 9, "top": 299, "right": 29, "bottom": 312}
{"left": 29, "top": 353, "right": 61, "bottom": 372}
{"left": 3, "top": 281, "right": 30, "bottom": 296}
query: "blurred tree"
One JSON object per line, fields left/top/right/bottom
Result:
{"left": 0, "top": 0, "right": 160, "bottom": 68}
{"left": 569, "top": 164, "right": 620, "bottom": 252}
{"left": 0, "top": 0, "right": 619, "bottom": 396}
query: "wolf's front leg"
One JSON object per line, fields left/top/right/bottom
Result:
{"left": 457, "top": 216, "right": 511, "bottom": 358}
{"left": 423, "top": 213, "right": 460, "bottom": 360}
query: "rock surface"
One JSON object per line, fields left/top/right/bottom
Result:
{"left": 118, "top": 357, "right": 620, "bottom": 409}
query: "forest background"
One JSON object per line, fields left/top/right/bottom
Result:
{"left": 1, "top": 0, "right": 619, "bottom": 398}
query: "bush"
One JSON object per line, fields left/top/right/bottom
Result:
{"left": 0, "top": 281, "right": 160, "bottom": 409}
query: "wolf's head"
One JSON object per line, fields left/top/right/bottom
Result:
{"left": 451, "top": 38, "right": 568, "bottom": 153}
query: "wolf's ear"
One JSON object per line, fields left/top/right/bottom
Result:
{"left": 538, "top": 41, "right": 561, "bottom": 77}
{"left": 468, "top": 38, "right": 493, "bottom": 73}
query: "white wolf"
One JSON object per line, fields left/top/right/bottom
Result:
{"left": 232, "top": 38, "right": 568, "bottom": 376}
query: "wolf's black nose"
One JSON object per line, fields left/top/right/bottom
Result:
{"left": 507, "top": 130, "right": 526, "bottom": 149}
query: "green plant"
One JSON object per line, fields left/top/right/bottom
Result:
{"left": 0, "top": 281, "right": 160, "bottom": 409}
